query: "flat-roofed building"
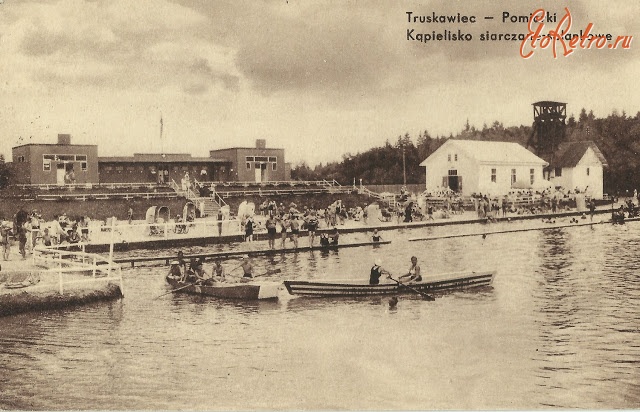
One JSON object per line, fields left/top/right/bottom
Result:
{"left": 98, "top": 153, "right": 231, "bottom": 184}
{"left": 209, "top": 139, "right": 290, "bottom": 183}
{"left": 11, "top": 134, "right": 98, "bottom": 185}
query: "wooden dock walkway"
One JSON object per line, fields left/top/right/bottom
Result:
{"left": 113, "top": 240, "right": 391, "bottom": 267}
{"left": 409, "top": 217, "right": 638, "bottom": 242}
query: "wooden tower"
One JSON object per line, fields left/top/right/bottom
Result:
{"left": 527, "top": 101, "right": 567, "bottom": 157}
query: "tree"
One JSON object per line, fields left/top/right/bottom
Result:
{"left": 0, "top": 155, "right": 11, "bottom": 189}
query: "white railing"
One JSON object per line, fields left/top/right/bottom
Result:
{"left": 29, "top": 245, "right": 124, "bottom": 296}
{"left": 36, "top": 192, "right": 178, "bottom": 200}
{"left": 16, "top": 182, "right": 170, "bottom": 191}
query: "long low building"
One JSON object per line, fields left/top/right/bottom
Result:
{"left": 10, "top": 135, "right": 290, "bottom": 185}
{"left": 420, "top": 139, "right": 549, "bottom": 197}
{"left": 420, "top": 138, "right": 607, "bottom": 199}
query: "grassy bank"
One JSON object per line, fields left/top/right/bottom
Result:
{"left": 0, "top": 197, "right": 189, "bottom": 222}
{"left": 0, "top": 283, "right": 123, "bottom": 317}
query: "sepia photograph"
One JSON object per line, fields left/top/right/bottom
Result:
{"left": 0, "top": 0, "right": 639, "bottom": 410}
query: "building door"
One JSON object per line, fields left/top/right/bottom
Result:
{"left": 443, "top": 170, "right": 462, "bottom": 192}
{"left": 57, "top": 164, "right": 66, "bottom": 185}
{"left": 261, "top": 163, "right": 267, "bottom": 182}
{"left": 254, "top": 165, "right": 262, "bottom": 183}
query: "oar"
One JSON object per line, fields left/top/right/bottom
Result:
{"left": 253, "top": 268, "right": 282, "bottom": 278}
{"left": 227, "top": 268, "right": 282, "bottom": 279}
{"left": 155, "top": 282, "right": 194, "bottom": 299}
{"left": 387, "top": 274, "right": 435, "bottom": 301}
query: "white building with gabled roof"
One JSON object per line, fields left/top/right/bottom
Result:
{"left": 544, "top": 140, "right": 608, "bottom": 199}
{"left": 419, "top": 139, "right": 549, "bottom": 196}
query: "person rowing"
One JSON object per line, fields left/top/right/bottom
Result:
{"left": 168, "top": 260, "right": 183, "bottom": 279}
{"left": 369, "top": 258, "right": 390, "bottom": 285}
{"left": 240, "top": 255, "right": 254, "bottom": 281}
{"left": 212, "top": 259, "right": 226, "bottom": 282}
{"left": 398, "top": 256, "right": 422, "bottom": 283}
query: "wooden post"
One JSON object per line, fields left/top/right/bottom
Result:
{"left": 109, "top": 217, "right": 115, "bottom": 277}
{"left": 118, "top": 266, "right": 124, "bottom": 297}
{"left": 58, "top": 252, "right": 64, "bottom": 295}
{"left": 92, "top": 256, "right": 97, "bottom": 278}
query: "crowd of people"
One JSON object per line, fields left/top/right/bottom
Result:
{"left": 0, "top": 208, "right": 92, "bottom": 260}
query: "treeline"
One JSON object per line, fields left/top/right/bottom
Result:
{"left": 291, "top": 109, "right": 640, "bottom": 193}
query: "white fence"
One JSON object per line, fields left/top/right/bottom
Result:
{"left": 29, "top": 245, "right": 124, "bottom": 296}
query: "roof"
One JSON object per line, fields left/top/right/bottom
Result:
{"left": 210, "top": 147, "right": 284, "bottom": 152}
{"left": 532, "top": 101, "right": 566, "bottom": 106}
{"left": 13, "top": 143, "right": 97, "bottom": 149}
{"left": 420, "top": 139, "right": 548, "bottom": 166}
{"left": 547, "top": 141, "right": 608, "bottom": 168}
{"left": 99, "top": 153, "right": 230, "bottom": 163}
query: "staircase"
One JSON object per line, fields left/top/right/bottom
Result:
{"left": 358, "top": 185, "right": 398, "bottom": 208}
{"left": 170, "top": 179, "right": 226, "bottom": 217}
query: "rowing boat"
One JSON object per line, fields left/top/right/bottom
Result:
{"left": 165, "top": 275, "right": 280, "bottom": 300}
{"left": 283, "top": 270, "right": 495, "bottom": 297}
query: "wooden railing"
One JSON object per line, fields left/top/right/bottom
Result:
{"left": 30, "top": 245, "right": 124, "bottom": 296}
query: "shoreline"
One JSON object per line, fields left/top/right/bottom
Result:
{"left": 71, "top": 208, "right": 614, "bottom": 253}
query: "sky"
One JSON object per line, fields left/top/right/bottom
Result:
{"left": 0, "top": 0, "right": 638, "bottom": 167}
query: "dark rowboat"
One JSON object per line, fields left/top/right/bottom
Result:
{"left": 283, "top": 270, "right": 495, "bottom": 297}
{"left": 166, "top": 275, "right": 279, "bottom": 300}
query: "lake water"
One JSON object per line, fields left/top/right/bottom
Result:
{"left": 1, "top": 219, "right": 639, "bottom": 410}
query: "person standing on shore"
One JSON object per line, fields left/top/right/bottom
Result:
{"left": 589, "top": 199, "right": 596, "bottom": 222}
{"left": 265, "top": 215, "right": 277, "bottom": 249}
{"left": 289, "top": 215, "right": 300, "bottom": 248}
{"left": 306, "top": 211, "right": 319, "bottom": 247}
{"left": 280, "top": 215, "right": 290, "bottom": 249}
{"left": 217, "top": 209, "right": 224, "bottom": 237}
{"left": 17, "top": 223, "right": 27, "bottom": 259}
{"left": 1, "top": 221, "right": 11, "bottom": 261}
{"left": 244, "top": 217, "right": 254, "bottom": 242}
{"left": 128, "top": 207, "right": 133, "bottom": 224}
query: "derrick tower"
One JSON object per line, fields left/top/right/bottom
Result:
{"left": 527, "top": 101, "right": 567, "bottom": 158}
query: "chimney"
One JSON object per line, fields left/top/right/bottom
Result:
{"left": 58, "top": 134, "right": 71, "bottom": 145}
{"left": 256, "top": 139, "right": 266, "bottom": 149}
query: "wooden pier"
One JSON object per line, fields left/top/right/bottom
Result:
{"left": 114, "top": 240, "right": 391, "bottom": 267}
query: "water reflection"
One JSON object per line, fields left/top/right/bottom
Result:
{"left": 2, "top": 221, "right": 640, "bottom": 409}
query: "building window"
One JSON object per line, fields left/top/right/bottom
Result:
{"left": 16, "top": 155, "right": 25, "bottom": 162}
{"left": 447, "top": 154, "right": 451, "bottom": 162}
{"left": 530, "top": 169, "right": 535, "bottom": 185}
{"left": 555, "top": 167, "right": 562, "bottom": 177}
{"left": 81, "top": 162, "right": 87, "bottom": 171}
{"left": 255, "top": 156, "right": 268, "bottom": 162}
{"left": 454, "top": 154, "right": 458, "bottom": 161}
{"left": 246, "top": 162, "right": 251, "bottom": 170}
{"left": 511, "top": 169, "right": 517, "bottom": 184}
{"left": 448, "top": 169, "right": 457, "bottom": 176}
{"left": 245, "top": 156, "right": 254, "bottom": 162}
{"left": 43, "top": 160, "right": 51, "bottom": 171}
{"left": 76, "top": 155, "right": 87, "bottom": 161}
{"left": 268, "top": 156, "right": 277, "bottom": 163}
{"left": 586, "top": 167, "right": 590, "bottom": 176}
{"left": 491, "top": 168, "right": 496, "bottom": 183}
{"left": 272, "top": 163, "right": 277, "bottom": 171}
